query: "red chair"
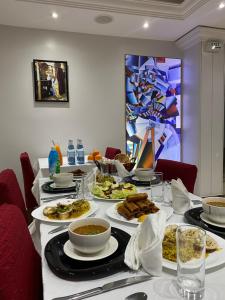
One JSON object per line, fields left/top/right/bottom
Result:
{"left": 0, "top": 169, "right": 28, "bottom": 223}
{"left": 20, "top": 152, "right": 38, "bottom": 210}
{"left": 105, "top": 147, "right": 121, "bottom": 159}
{"left": 0, "top": 203, "right": 42, "bottom": 300}
{"left": 155, "top": 159, "right": 198, "bottom": 193}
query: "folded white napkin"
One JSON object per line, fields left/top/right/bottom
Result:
{"left": 124, "top": 211, "right": 167, "bottom": 276}
{"left": 114, "top": 160, "right": 131, "bottom": 178}
{"left": 171, "top": 178, "right": 191, "bottom": 214}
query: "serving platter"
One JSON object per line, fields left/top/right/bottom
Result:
{"left": 44, "top": 227, "right": 130, "bottom": 280}
{"left": 106, "top": 202, "right": 173, "bottom": 225}
{"left": 32, "top": 198, "right": 98, "bottom": 223}
{"left": 163, "top": 223, "right": 225, "bottom": 270}
{"left": 90, "top": 193, "right": 126, "bottom": 202}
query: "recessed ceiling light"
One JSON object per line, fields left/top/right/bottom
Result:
{"left": 143, "top": 22, "right": 149, "bottom": 29}
{"left": 95, "top": 15, "right": 113, "bottom": 24}
{"left": 52, "top": 12, "right": 58, "bottom": 19}
{"left": 218, "top": 2, "right": 225, "bottom": 9}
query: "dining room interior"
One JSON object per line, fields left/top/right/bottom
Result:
{"left": 1, "top": 0, "right": 225, "bottom": 300}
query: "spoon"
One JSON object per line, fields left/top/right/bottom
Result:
{"left": 125, "top": 292, "right": 148, "bottom": 300}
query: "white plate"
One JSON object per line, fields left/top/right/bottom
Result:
{"left": 200, "top": 212, "right": 225, "bottom": 229}
{"left": 132, "top": 176, "right": 156, "bottom": 182}
{"left": 63, "top": 236, "right": 118, "bottom": 261}
{"left": 91, "top": 193, "right": 125, "bottom": 202}
{"left": 32, "top": 199, "right": 98, "bottom": 223}
{"left": 50, "top": 182, "right": 76, "bottom": 189}
{"left": 163, "top": 223, "right": 225, "bottom": 270}
{"left": 106, "top": 202, "right": 173, "bottom": 225}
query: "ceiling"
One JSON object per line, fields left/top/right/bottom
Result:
{"left": 0, "top": 0, "right": 225, "bottom": 41}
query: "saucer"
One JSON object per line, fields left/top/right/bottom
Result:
{"left": 50, "top": 182, "right": 76, "bottom": 189}
{"left": 63, "top": 236, "right": 118, "bottom": 261}
{"left": 132, "top": 176, "right": 156, "bottom": 182}
{"left": 200, "top": 212, "right": 225, "bottom": 229}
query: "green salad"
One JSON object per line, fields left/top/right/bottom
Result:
{"left": 91, "top": 181, "right": 137, "bottom": 199}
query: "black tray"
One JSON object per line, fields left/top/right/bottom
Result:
{"left": 123, "top": 175, "right": 160, "bottom": 187}
{"left": 42, "top": 181, "right": 78, "bottom": 194}
{"left": 45, "top": 227, "right": 130, "bottom": 280}
{"left": 184, "top": 207, "right": 225, "bottom": 239}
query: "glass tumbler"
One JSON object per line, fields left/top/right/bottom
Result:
{"left": 176, "top": 225, "right": 206, "bottom": 300}
{"left": 150, "top": 172, "right": 164, "bottom": 202}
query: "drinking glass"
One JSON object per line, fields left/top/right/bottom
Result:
{"left": 176, "top": 225, "right": 206, "bottom": 300}
{"left": 150, "top": 172, "right": 164, "bottom": 202}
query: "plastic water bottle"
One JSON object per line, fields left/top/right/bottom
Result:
{"left": 76, "top": 139, "right": 85, "bottom": 164}
{"left": 67, "top": 139, "right": 75, "bottom": 165}
{"left": 48, "top": 147, "right": 59, "bottom": 178}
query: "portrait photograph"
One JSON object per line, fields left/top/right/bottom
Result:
{"left": 33, "top": 59, "right": 69, "bottom": 102}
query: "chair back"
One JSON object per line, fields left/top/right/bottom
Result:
{"left": 20, "top": 152, "right": 38, "bottom": 210}
{"left": 155, "top": 159, "right": 198, "bottom": 193}
{"left": 0, "top": 203, "right": 42, "bottom": 300}
{"left": 105, "top": 147, "right": 121, "bottom": 159}
{"left": 0, "top": 169, "right": 28, "bottom": 223}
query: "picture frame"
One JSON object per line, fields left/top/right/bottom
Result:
{"left": 33, "top": 59, "right": 69, "bottom": 102}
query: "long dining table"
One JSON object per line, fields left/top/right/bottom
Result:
{"left": 35, "top": 177, "right": 225, "bottom": 300}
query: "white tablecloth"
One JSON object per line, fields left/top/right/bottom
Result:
{"left": 36, "top": 182, "right": 225, "bottom": 300}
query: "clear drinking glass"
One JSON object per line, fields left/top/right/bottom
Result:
{"left": 150, "top": 172, "right": 164, "bottom": 202}
{"left": 176, "top": 225, "right": 206, "bottom": 300}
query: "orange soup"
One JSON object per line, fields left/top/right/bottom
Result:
{"left": 73, "top": 225, "right": 107, "bottom": 235}
{"left": 207, "top": 201, "right": 225, "bottom": 207}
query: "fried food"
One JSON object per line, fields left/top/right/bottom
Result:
{"left": 117, "top": 193, "right": 159, "bottom": 221}
{"left": 114, "top": 153, "right": 130, "bottom": 164}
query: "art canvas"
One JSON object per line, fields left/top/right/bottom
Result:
{"left": 125, "top": 55, "right": 181, "bottom": 168}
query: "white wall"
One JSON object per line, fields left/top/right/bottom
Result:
{"left": 0, "top": 25, "right": 181, "bottom": 187}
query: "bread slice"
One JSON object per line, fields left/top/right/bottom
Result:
{"left": 206, "top": 235, "right": 219, "bottom": 253}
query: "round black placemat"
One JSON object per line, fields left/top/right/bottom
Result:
{"left": 184, "top": 207, "right": 225, "bottom": 239}
{"left": 44, "top": 227, "right": 130, "bottom": 280}
{"left": 123, "top": 175, "right": 160, "bottom": 187}
{"left": 42, "top": 181, "right": 78, "bottom": 194}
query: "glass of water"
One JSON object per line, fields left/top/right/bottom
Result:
{"left": 176, "top": 225, "right": 206, "bottom": 300}
{"left": 150, "top": 172, "right": 164, "bottom": 202}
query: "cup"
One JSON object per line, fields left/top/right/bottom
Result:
{"left": 150, "top": 172, "right": 164, "bottom": 202}
{"left": 176, "top": 225, "right": 206, "bottom": 300}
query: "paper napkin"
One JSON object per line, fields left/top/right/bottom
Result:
{"left": 124, "top": 210, "right": 167, "bottom": 276}
{"left": 114, "top": 160, "right": 131, "bottom": 178}
{"left": 171, "top": 178, "right": 191, "bottom": 214}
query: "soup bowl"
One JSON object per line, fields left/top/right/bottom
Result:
{"left": 68, "top": 217, "right": 111, "bottom": 254}
{"left": 52, "top": 172, "right": 73, "bottom": 187}
{"left": 202, "top": 197, "right": 225, "bottom": 224}
{"left": 134, "top": 168, "right": 154, "bottom": 181}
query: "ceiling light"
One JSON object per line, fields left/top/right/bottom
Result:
{"left": 143, "top": 22, "right": 149, "bottom": 29}
{"left": 218, "top": 2, "right": 225, "bottom": 9}
{"left": 52, "top": 12, "right": 58, "bottom": 19}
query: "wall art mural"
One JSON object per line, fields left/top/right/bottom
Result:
{"left": 33, "top": 59, "right": 69, "bottom": 102}
{"left": 125, "top": 55, "right": 181, "bottom": 168}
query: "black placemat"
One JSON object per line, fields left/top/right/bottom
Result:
{"left": 123, "top": 175, "right": 160, "bottom": 187}
{"left": 44, "top": 227, "right": 130, "bottom": 280}
{"left": 184, "top": 207, "right": 225, "bottom": 239}
{"left": 42, "top": 181, "right": 78, "bottom": 194}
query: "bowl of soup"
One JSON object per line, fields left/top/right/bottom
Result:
{"left": 202, "top": 197, "right": 225, "bottom": 224}
{"left": 52, "top": 172, "right": 73, "bottom": 187}
{"left": 134, "top": 168, "right": 154, "bottom": 181}
{"left": 68, "top": 218, "right": 111, "bottom": 254}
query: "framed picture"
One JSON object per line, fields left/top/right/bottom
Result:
{"left": 33, "top": 59, "right": 69, "bottom": 102}
{"left": 125, "top": 55, "right": 182, "bottom": 168}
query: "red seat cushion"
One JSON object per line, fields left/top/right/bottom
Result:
{"left": 0, "top": 203, "right": 42, "bottom": 300}
{"left": 0, "top": 169, "right": 28, "bottom": 223}
{"left": 155, "top": 159, "right": 198, "bottom": 193}
{"left": 20, "top": 152, "right": 38, "bottom": 210}
{"left": 105, "top": 147, "right": 121, "bottom": 159}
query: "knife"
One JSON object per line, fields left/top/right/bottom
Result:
{"left": 52, "top": 275, "right": 152, "bottom": 300}
{"left": 48, "top": 224, "right": 68, "bottom": 234}
{"left": 41, "top": 193, "right": 77, "bottom": 202}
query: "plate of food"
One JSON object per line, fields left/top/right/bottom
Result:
{"left": 106, "top": 193, "right": 173, "bottom": 225}
{"left": 162, "top": 223, "right": 225, "bottom": 270}
{"left": 90, "top": 181, "right": 137, "bottom": 201}
{"left": 32, "top": 199, "right": 98, "bottom": 223}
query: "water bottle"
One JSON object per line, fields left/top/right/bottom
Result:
{"left": 48, "top": 147, "right": 59, "bottom": 178}
{"left": 76, "top": 138, "right": 85, "bottom": 164}
{"left": 67, "top": 139, "right": 75, "bottom": 165}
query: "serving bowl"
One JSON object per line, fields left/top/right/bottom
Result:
{"left": 134, "top": 168, "right": 154, "bottom": 181}
{"left": 68, "top": 217, "right": 111, "bottom": 254}
{"left": 52, "top": 172, "right": 73, "bottom": 187}
{"left": 202, "top": 197, "right": 225, "bottom": 224}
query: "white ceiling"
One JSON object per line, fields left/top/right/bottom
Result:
{"left": 0, "top": 0, "right": 225, "bottom": 41}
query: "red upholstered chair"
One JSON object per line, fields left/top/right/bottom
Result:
{"left": 105, "top": 147, "right": 121, "bottom": 159}
{"left": 155, "top": 159, "right": 198, "bottom": 193}
{"left": 0, "top": 203, "right": 42, "bottom": 300}
{"left": 0, "top": 169, "right": 28, "bottom": 223}
{"left": 20, "top": 152, "right": 38, "bottom": 210}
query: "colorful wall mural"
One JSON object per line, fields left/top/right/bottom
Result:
{"left": 125, "top": 55, "right": 181, "bottom": 168}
